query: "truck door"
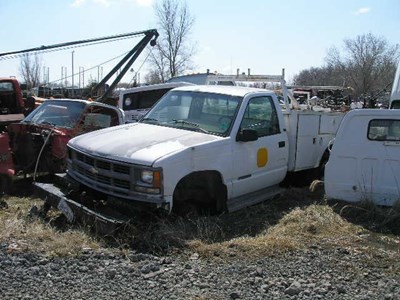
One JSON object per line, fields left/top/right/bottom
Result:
{"left": 231, "top": 96, "right": 288, "bottom": 198}
{"left": 363, "top": 119, "right": 400, "bottom": 205}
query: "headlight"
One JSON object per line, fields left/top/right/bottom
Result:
{"left": 139, "top": 170, "right": 161, "bottom": 187}
{"left": 141, "top": 170, "right": 154, "bottom": 184}
{"left": 124, "top": 97, "right": 132, "bottom": 106}
{"left": 136, "top": 169, "right": 162, "bottom": 194}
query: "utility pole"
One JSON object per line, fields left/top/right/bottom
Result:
{"left": 79, "top": 66, "right": 84, "bottom": 97}
{"left": 71, "top": 51, "right": 75, "bottom": 98}
{"left": 65, "top": 67, "right": 67, "bottom": 87}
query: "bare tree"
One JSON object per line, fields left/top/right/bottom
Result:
{"left": 19, "top": 53, "right": 42, "bottom": 90}
{"left": 326, "top": 33, "right": 399, "bottom": 98}
{"left": 144, "top": 69, "right": 164, "bottom": 84}
{"left": 293, "top": 33, "right": 399, "bottom": 104}
{"left": 293, "top": 66, "right": 343, "bottom": 86}
{"left": 148, "top": 0, "right": 195, "bottom": 82}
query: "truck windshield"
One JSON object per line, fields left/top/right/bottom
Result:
{"left": 141, "top": 90, "right": 241, "bottom": 136}
{"left": 22, "top": 100, "right": 86, "bottom": 128}
{"left": 0, "top": 82, "right": 14, "bottom": 92}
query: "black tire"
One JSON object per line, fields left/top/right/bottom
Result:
{"left": 0, "top": 175, "right": 12, "bottom": 196}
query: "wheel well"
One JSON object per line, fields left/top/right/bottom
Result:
{"left": 320, "top": 148, "right": 330, "bottom": 166}
{"left": 318, "top": 148, "right": 330, "bottom": 179}
{"left": 173, "top": 171, "right": 227, "bottom": 213}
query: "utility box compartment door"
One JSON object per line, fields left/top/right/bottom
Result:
{"left": 294, "top": 114, "right": 320, "bottom": 170}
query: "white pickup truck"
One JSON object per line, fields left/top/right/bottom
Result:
{"left": 64, "top": 85, "right": 344, "bottom": 214}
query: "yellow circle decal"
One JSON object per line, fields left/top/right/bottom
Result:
{"left": 257, "top": 147, "right": 268, "bottom": 167}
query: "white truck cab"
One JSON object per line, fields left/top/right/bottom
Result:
{"left": 325, "top": 109, "right": 400, "bottom": 206}
{"left": 67, "top": 85, "right": 344, "bottom": 213}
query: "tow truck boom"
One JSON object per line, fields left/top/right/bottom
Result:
{"left": 0, "top": 29, "right": 159, "bottom": 103}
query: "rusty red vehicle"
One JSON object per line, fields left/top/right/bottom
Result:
{"left": 0, "top": 98, "right": 124, "bottom": 193}
{"left": 0, "top": 77, "right": 25, "bottom": 131}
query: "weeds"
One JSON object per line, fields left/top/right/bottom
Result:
{"left": 0, "top": 187, "right": 399, "bottom": 262}
{"left": 332, "top": 199, "right": 400, "bottom": 235}
{"left": 0, "top": 196, "right": 100, "bottom": 256}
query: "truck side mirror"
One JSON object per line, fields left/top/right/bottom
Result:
{"left": 236, "top": 129, "right": 258, "bottom": 142}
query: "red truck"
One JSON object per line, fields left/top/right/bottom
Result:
{"left": 0, "top": 77, "right": 25, "bottom": 131}
{"left": 0, "top": 98, "right": 124, "bottom": 194}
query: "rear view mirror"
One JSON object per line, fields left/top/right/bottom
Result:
{"left": 236, "top": 129, "right": 258, "bottom": 142}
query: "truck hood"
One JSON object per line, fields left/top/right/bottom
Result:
{"left": 68, "top": 123, "right": 221, "bottom": 165}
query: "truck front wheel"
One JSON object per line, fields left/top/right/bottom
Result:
{"left": 0, "top": 174, "right": 12, "bottom": 196}
{"left": 172, "top": 171, "right": 227, "bottom": 215}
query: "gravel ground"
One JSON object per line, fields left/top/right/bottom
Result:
{"left": 1, "top": 243, "right": 399, "bottom": 300}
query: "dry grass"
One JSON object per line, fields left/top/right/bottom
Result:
{"left": 1, "top": 186, "right": 399, "bottom": 262}
{"left": 188, "top": 205, "right": 364, "bottom": 258}
{"left": 0, "top": 196, "right": 100, "bottom": 256}
{"left": 334, "top": 199, "right": 400, "bottom": 234}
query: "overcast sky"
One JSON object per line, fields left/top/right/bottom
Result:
{"left": 0, "top": 0, "right": 399, "bottom": 86}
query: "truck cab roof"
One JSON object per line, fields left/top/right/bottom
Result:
{"left": 171, "top": 84, "right": 275, "bottom": 97}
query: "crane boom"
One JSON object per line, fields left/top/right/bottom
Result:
{"left": 0, "top": 29, "right": 158, "bottom": 58}
{"left": 0, "top": 29, "right": 159, "bottom": 103}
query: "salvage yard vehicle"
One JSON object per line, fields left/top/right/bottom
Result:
{"left": 0, "top": 77, "right": 25, "bottom": 131}
{"left": 324, "top": 109, "right": 400, "bottom": 206}
{"left": 320, "top": 59, "right": 400, "bottom": 206}
{"left": 34, "top": 83, "right": 345, "bottom": 228}
{"left": 119, "top": 82, "right": 193, "bottom": 123}
{"left": 0, "top": 99, "right": 124, "bottom": 193}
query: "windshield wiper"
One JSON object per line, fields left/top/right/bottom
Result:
{"left": 141, "top": 117, "right": 159, "bottom": 124}
{"left": 39, "top": 121, "right": 56, "bottom": 126}
{"left": 172, "top": 119, "right": 209, "bottom": 133}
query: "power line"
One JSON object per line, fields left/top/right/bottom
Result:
{"left": 0, "top": 29, "right": 158, "bottom": 60}
{"left": 0, "top": 36, "right": 138, "bottom": 61}
{"left": 45, "top": 50, "right": 132, "bottom": 86}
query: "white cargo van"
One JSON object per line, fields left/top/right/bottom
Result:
{"left": 325, "top": 109, "right": 400, "bottom": 206}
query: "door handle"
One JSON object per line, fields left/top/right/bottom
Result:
{"left": 279, "top": 141, "right": 285, "bottom": 148}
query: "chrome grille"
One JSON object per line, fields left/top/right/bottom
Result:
{"left": 114, "top": 164, "right": 130, "bottom": 174}
{"left": 67, "top": 147, "right": 163, "bottom": 204}
{"left": 70, "top": 148, "right": 133, "bottom": 197}
{"left": 97, "top": 160, "right": 111, "bottom": 170}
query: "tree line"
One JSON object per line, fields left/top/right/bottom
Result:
{"left": 292, "top": 33, "right": 399, "bottom": 102}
